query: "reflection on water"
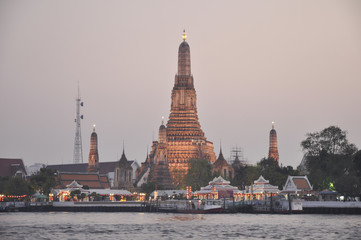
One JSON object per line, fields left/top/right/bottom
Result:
{"left": 0, "top": 212, "right": 360, "bottom": 239}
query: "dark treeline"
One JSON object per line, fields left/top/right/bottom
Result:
{"left": 2, "top": 126, "right": 360, "bottom": 199}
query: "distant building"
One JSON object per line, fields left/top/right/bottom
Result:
{"left": 0, "top": 158, "right": 27, "bottom": 178}
{"left": 268, "top": 122, "right": 279, "bottom": 163}
{"left": 26, "top": 163, "right": 45, "bottom": 175}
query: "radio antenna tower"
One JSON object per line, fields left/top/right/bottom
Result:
{"left": 73, "top": 83, "right": 84, "bottom": 163}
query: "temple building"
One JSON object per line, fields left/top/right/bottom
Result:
{"left": 88, "top": 125, "right": 99, "bottom": 172}
{"left": 282, "top": 175, "right": 313, "bottom": 196}
{"left": 47, "top": 128, "right": 139, "bottom": 189}
{"left": 113, "top": 150, "right": 135, "bottom": 191}
{"left": 146, "top": 121, "right": 175, "bottom": 189}
{"left": 212, "top": 147, "right": 234, "bottom": 180}
{"left": 137, "top": 31, "right": 216, "bottom": 188}
{"left": 0, "top": 158, "right": 27, "bottom": 178}
{"left": 194, "top": 176, "right": 242, "bottom": 200}
{"left": 268, "top": 122, "right": 279, "bottom": 163}
{"left": 240, "top": 175, "right": 280, "bottom": 201}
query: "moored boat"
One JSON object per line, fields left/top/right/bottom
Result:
{"left": 158, "top": 199, "right": 223, "bottom": 213}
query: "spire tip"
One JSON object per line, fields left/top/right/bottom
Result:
{"left": 182, "top": 30, "right": 187, "bottom": 41}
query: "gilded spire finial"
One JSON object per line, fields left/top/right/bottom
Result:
{"left": 93, "top": 124, "right": 96, "bottom": 132}
{"left": 272, "top": 121, "right": 275, "bottom": 129}
{"left": 182, "top": 29, "right": 187, "bottom": 41}
{"left": 162, "top": 116, "right": 164, "bottom": 125}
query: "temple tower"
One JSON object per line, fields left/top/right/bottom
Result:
{"left": 166, "top": 31, "right": 216, "bottom": 181}
{"left": 147, "top": 120, "right": 174, "bottom": 189}
{"left": 268, "top": 122, "right": 279, "bottom": 163}
{"left": 88, "top": 125, "right": 99, "bottom": 172}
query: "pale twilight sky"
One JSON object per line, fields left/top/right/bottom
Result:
{"left": 1, "top": 0, "right": 360, "bottom": 168}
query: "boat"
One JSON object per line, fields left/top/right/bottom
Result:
{"left": 158, "top": 199, "right": 223, "bottom": 213}
{"left": 252, "top": 198, "right": 303, "bottom": 214}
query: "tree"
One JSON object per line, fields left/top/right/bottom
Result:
{"left": 301, "top": 126, "right": 357, "bottom": 156}
{"left": 184, "top": 158, "right": 213, "bottom": 191}
{"left": 300, "top": 126, "right": 358, "bottom": 195}
{"left": 232, "top": 158, "right": 299, "bottom": 190}
{"left": 353, "top": 150, "right": 361, "bottom": 178}
{"left": 30, "top": 168, "right": 57, "bottom": 195}
{"left": 3, "top": 177, "right": 34, "bottom": 196}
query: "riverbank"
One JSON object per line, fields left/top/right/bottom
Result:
{"left": 2, "top": 200, "right": 361, "bottom": 214}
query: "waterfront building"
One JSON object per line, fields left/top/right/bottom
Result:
{"left": 194, "top": 176, "right": 241, "bottom": 200}
{"left": 282, "top": 175, "right": 313, "bottom": 196}
{"left": 268, "top": 122, "right": 279, "bottom": 163}
{"left": 53, "top": 180, "right": 132, "bottom": 202}
{"left": 0, "top": 158, "right": 27, "bottom": 178}
{"left": 150, "top": 190, "right": 187, "bottom": 199}
{"left": 212, "top": 148, "right": 234, "bottom": 180}
{"left": 240, "top": 175, "right": 280, "bottom": 201}
{"left": 138, "top": 31, "right": 216, "bottom": 188}
{"left": 318, "top": 189, "right": 338, "bottom": 201}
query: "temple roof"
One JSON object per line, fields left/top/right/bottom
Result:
{"left": 254, "top": 175, "right": 269, "bottom": 184}
{"left": 55, "top": 172, "right": 110, "bottom": 189}
{"left": 209, "top": 176, "right": 230, "bottom": 185}
{"left": 47, "top": 161, "right": 129, "bottom": 174}
{"left": 0, "top": 158, "right": 27, "bottom": 176}
{"left": 214, "top": 148, "right": 229, "bottom": 168}
{"left": 282, "top": 175, "right": 313, "bottom": 194}
{"left": 66, "top": 180, "right": 83, "bottom": 188}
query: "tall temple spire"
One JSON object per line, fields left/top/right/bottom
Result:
{"left": 165, "top": 30, "right": 216, "bottom": 182}
{"left": 268, "top": 122, "right": 279, "bottom": 163}
{"left": 88, "top": 125, "right": 99, "bottom": 172}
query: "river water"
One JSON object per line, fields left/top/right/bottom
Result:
{"left": 0, "top": 212, "right": 360, "bottom": 239}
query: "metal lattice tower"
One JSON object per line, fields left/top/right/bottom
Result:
{"left": 230, "top": 146, "right": 247, "bottom": 165}
{"left": 73, "top": 85, "right": 84, "bottom": 163}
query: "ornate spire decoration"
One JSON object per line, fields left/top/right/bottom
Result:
{"left": 268, "top": 122, "right": 279, "bottom": 163}
{"left": 182, "top": 29, "right": 187, "bottom": 41}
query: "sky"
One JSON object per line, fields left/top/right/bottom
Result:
{"left": 1, "top": 0, "right": 361, "bottom": 168}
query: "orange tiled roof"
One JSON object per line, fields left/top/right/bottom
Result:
{"left": 61, "top": 180, "right": 102, "bottom": 188}
{"left": 61, "top": 174, "right": 99, "bottom": 181}
{"left": 56, "top": 172, "right": 110, "bottom": 189}
{"left": 293, "top": 178, "right": 311, "bottom": 190}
